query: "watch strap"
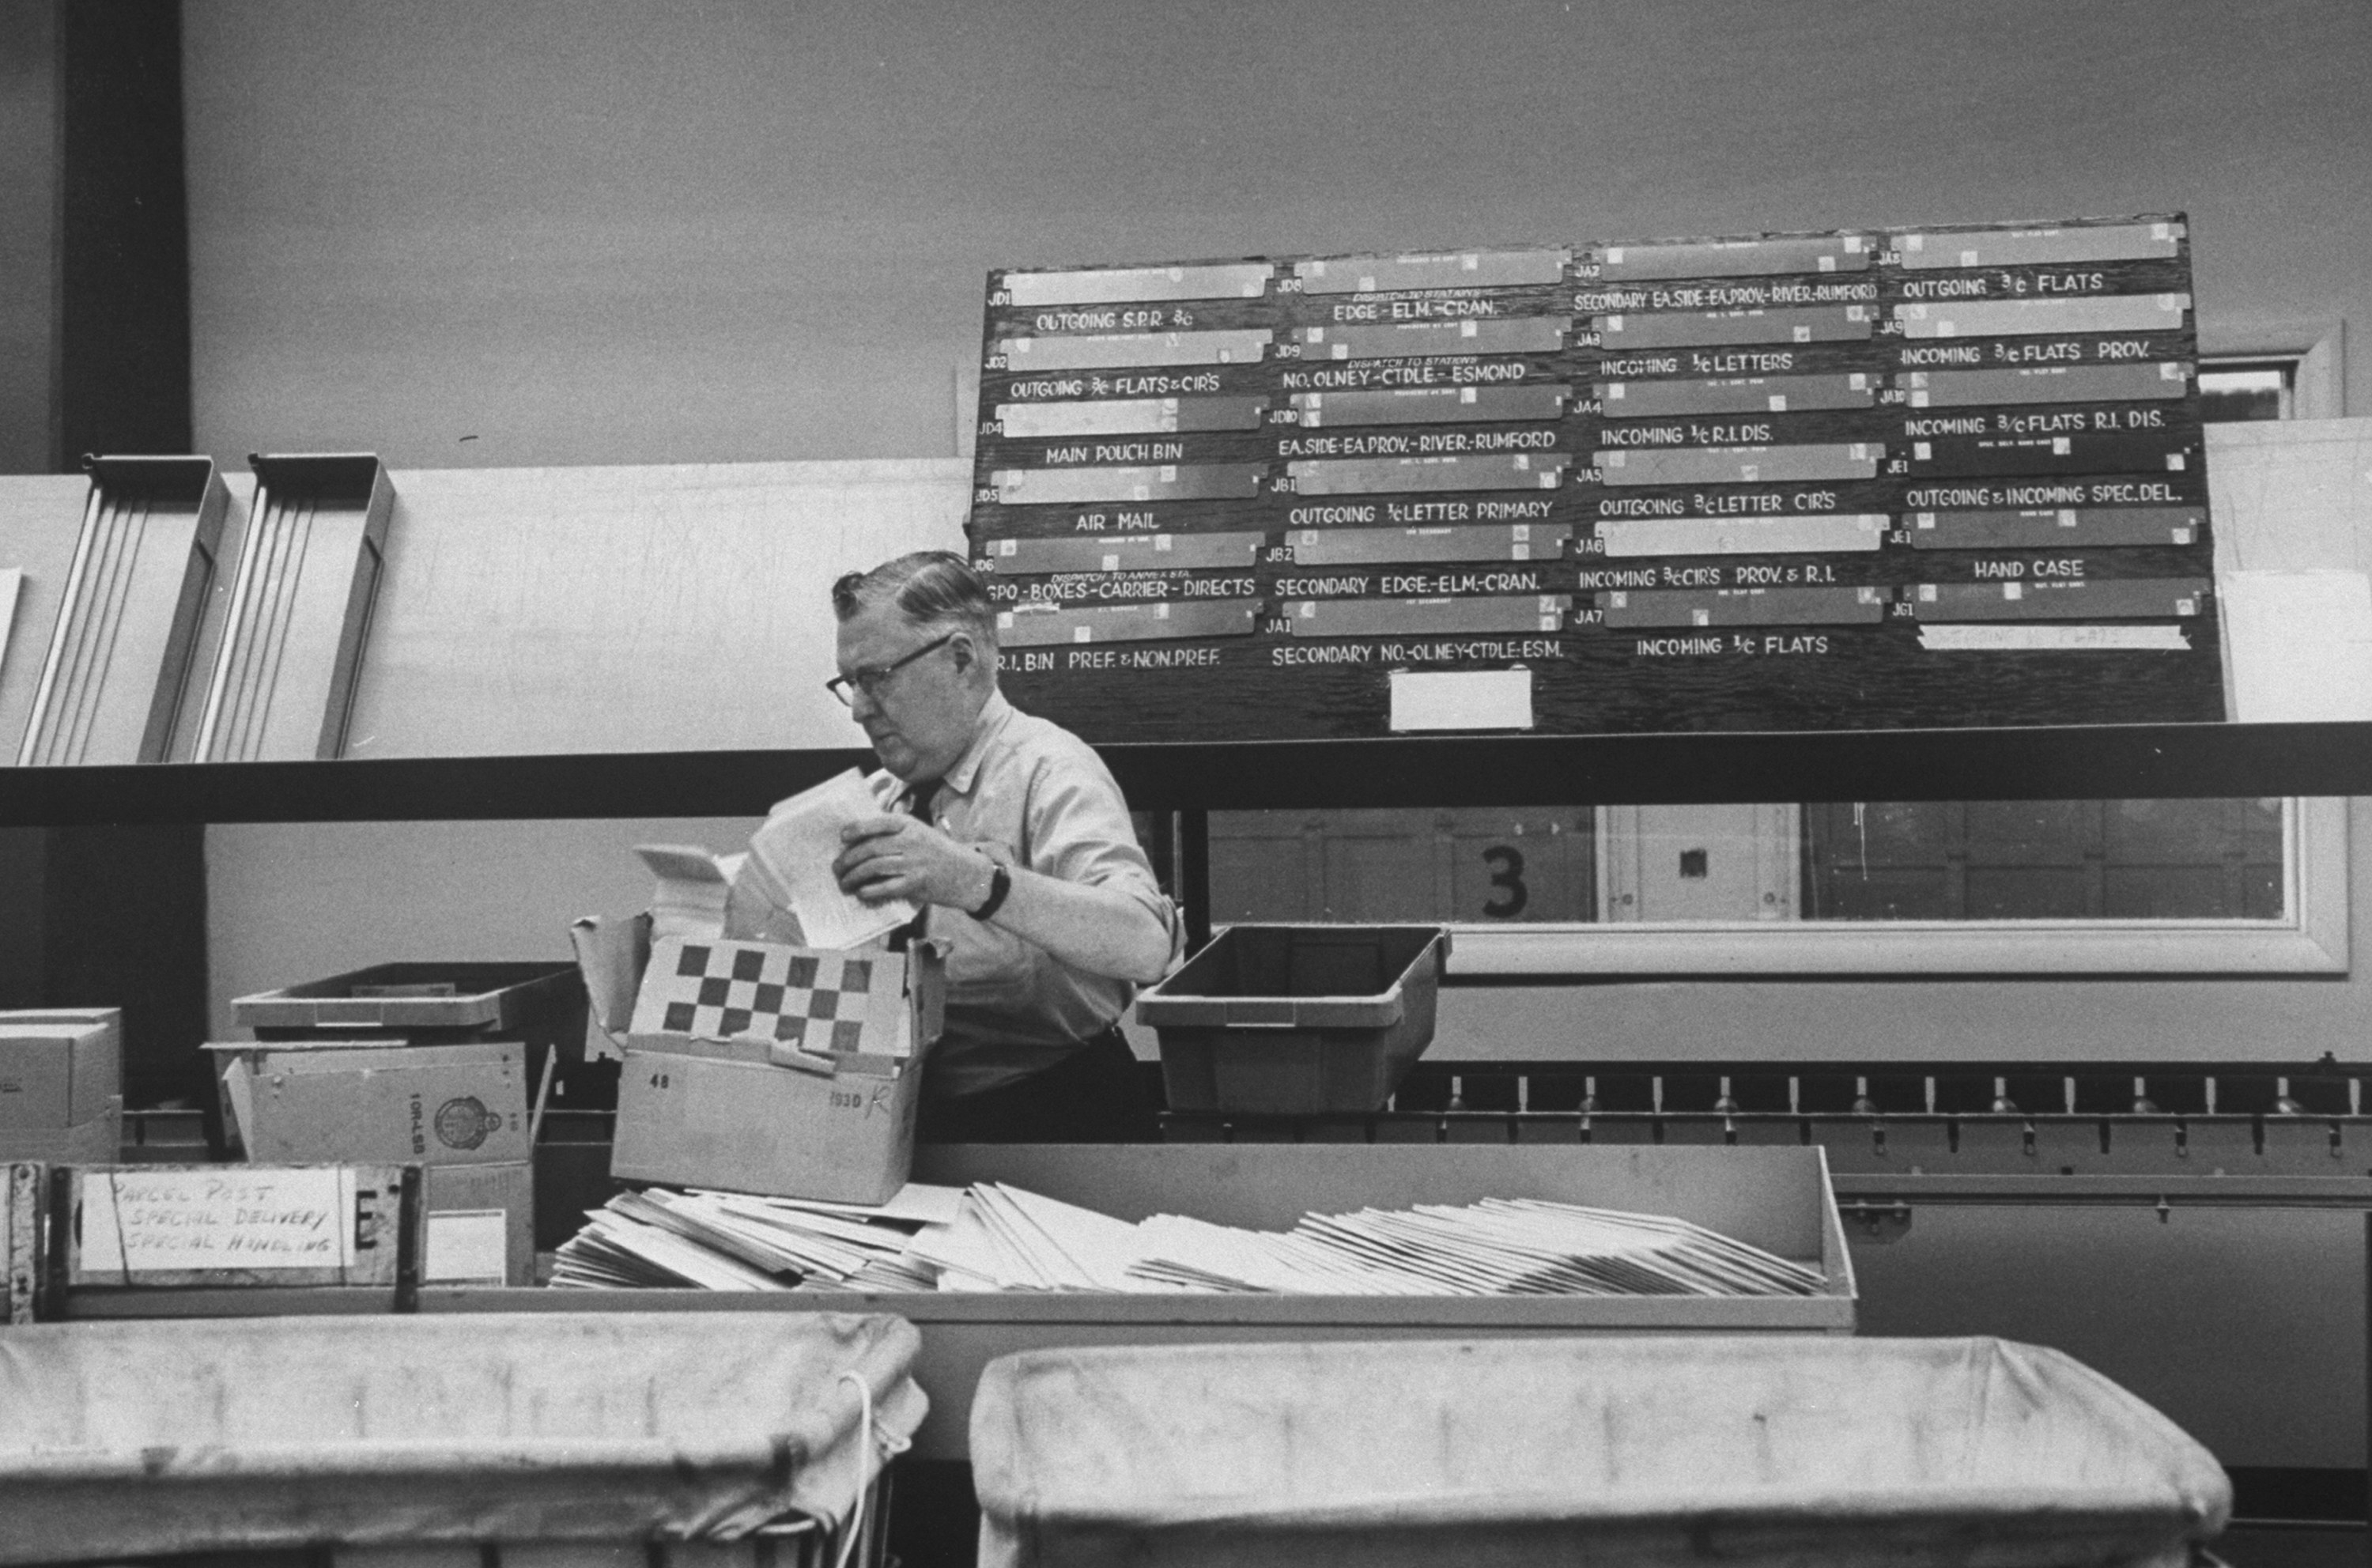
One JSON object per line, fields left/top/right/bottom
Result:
{"left": 969, "top": 862, "right": 1012, "bottom": 922}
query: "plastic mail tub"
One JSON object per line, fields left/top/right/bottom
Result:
{"left": 236, "top": 961, "right": 584, "bottom": 1041}
{"left": 233, "top": 959, "right": 607, "bottom": 1108}
{"left": 0, "top": 1312, "right": 925, "bottom": 1566}
{"left": 1135, "top": 924, "right": 1447, "bottom": 1113}
{"left": 971, "top": 1334, "right": 2230, "bottom": 1568}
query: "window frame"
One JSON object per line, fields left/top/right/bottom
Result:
{"left": 1442, "top": 797, "right": 2347, "bottom": 977}
{"left": 2197, "top": 318, "right": 2347, "bottom": 419}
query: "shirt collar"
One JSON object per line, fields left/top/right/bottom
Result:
{"left": 939, "top": 688, "right": 1013, "bottom": 799}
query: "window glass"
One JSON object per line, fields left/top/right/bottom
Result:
{"left": 1800, "top": 799, "right": 2285, "bottom": 921}
{"left": 1209, "top": 809, "right": 1594, "bottom": 924}
{"left": 2198, "top": 361, "right": 2295, "bottom": 422}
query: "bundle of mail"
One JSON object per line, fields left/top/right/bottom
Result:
{"left": 555, "top": 1181, "right": 1826, "bottom": 1298}
{"left": 551, "top": 1183, "right": 957, "bottom": 1292}
{"left": 635, "top": 767, "right": 919, "bottom": 952}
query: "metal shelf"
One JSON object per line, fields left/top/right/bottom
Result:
{"left": 1, "top": 720, "right": 2368, "bottom": 824}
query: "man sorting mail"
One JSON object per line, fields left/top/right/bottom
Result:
{"left": 826, "top": 550, "right": 1181, "bottom": 1142}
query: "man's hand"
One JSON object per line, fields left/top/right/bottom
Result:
{"left": 833, "top": 813, "right": 994, "bottom": 910}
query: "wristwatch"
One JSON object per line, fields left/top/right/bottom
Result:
{"left": 969, "top": 856, "right": 1012, "bottom": 921}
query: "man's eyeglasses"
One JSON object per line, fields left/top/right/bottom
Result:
{"left": 826, "top": 632, "right": 957, "bottom": 707}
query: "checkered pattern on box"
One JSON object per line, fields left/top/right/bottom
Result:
{"left": 644, "top": 940, "right": 875, "bottom": 1052}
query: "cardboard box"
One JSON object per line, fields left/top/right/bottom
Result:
{"left": 574, "top": 912, "right": 942, "bottom": 1204}
{"left": 206, "top": 1039, "right": 532, "bottom": 1166}
{"left": 0, "top": 1007, "right": 121, "bottom": 1048}
{"left": 611, "top": 1050, "right": 927, "bottom": 1205}
{"left": 423, "top": 1160, "right": 534, "bottom": 1287}
{"left": 0, "top": 1019, "right": 122, "bottom": 1130}
{"left": 0, "top": 1098, "right": 122, "bottom": 1164}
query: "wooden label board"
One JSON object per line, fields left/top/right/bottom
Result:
{"left": 64, "top": 1163, "right": 409, "bottom": 1290}
{"left": 970, "top": 214, "right": 2225, "bottom": 741}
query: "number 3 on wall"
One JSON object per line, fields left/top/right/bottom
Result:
{"left": 1481, "top": 845, "right": 1528, "bottom": 918}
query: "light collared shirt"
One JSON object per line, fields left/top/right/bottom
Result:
{"left": 873, "top": 690, "right": 1180, "bottom": 1097}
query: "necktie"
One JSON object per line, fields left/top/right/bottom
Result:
{"left": 893, "top": 780, "right": 941, "bottom": 948}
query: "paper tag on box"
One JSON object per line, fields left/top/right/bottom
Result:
{"left": 425, "top": 1209, "right": 510, "bottom": 1285}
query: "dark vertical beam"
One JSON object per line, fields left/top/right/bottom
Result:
{"left": 6, "top": 2, "right": 208, "bottom": 1121}
{"left": 1145, "top": 809, "right": 1176, "bottom": 901}
{"left": 0, "top": 0, "right": 61, "bottom": 474}
{"left": 40, "top": 825, "right": 210, "bottom": 1107}
{"left": 57, "top": 0, "right": 189, "bottom": 459}
{"left": 0, "top": 830, "right": 51, "bottom": 1007}
{"left": 1179, "top": 808, "right": 1211, "bottom": 954}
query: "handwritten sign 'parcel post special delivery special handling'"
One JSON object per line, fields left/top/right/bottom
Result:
{"left": 68, "top": 1166, "right": 409, "bottom": 1287}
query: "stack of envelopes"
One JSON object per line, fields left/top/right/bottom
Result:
{"left": 554, "top": 1183, "right": 1822, "bottom": 1298}
{"left": 1127, "top": 1200, "right": 1826, "bottom": 1297}
{"left": 906, "top": 1183, "right": 1154, "bottom": 1292}
{"left": 550, "top": 1184, "right": 959, "bottom": 1291}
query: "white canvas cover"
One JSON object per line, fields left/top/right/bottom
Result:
{"left": 972, "top": 1335, "right": 2228, "bottom": 1568}
{"left": 0, "top": 1312, "right": 925, "bottom": 1562}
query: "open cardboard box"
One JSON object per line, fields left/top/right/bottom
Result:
{"left": 572, "top": 912, "right": 944, "bottom": 1204}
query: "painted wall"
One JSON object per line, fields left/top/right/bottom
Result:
{"left": 206, "top": 817, "right": 759, "bottom": 1033}
{"left": 184, "top": 0, "right": 2371, "bottom": 471}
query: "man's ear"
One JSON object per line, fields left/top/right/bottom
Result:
{"left": 951, "top": 632, "right": 995, "bottom": 680}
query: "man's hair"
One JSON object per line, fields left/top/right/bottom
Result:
{"left": 832, "top": 550, "right": 999, "bottom": 650}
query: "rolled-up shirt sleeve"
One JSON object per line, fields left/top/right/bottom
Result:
{"left": 1024, "top": 743, "right": 1182, "bottom": 969}
{"left": 920, "top": 694, "right": 1182, "bottom": 1094}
